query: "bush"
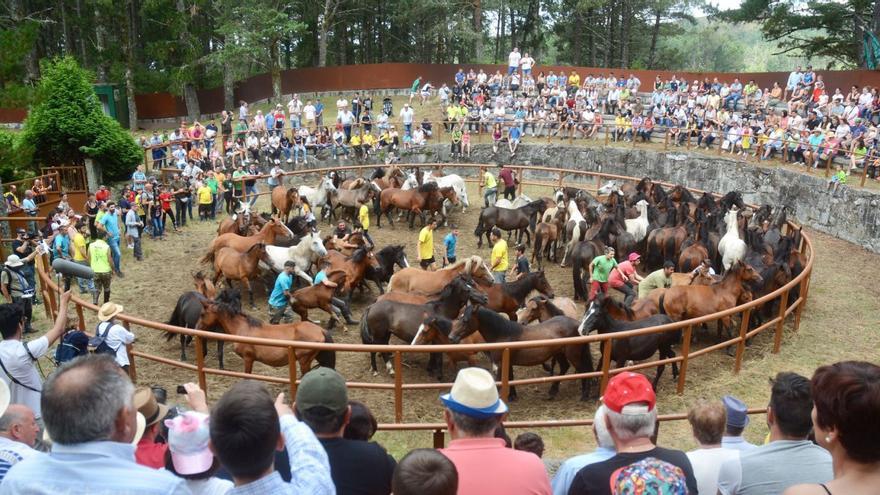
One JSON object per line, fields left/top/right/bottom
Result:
{"left": 0, "top": 131, "right": 34, "bottom": 182}
{"left": 21, "top": 57, "right": 141, "bottom": 182}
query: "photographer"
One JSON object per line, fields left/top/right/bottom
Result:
{"left": 11, "top": 229, "right": 39, "bottom": 304}
{"left": 2, "top": 249, "right": 40, "bottom": 334}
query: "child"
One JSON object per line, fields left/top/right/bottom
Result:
{"left": 828, "top": 165, "right": 847, "bottom": 196}
{"left": 509, "top": 244, "right": 530, "bottom": 281}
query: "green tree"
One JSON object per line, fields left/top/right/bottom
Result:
{"left": 21, "top": 57, "right": 142, "bottom": 181}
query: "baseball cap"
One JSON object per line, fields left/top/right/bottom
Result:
{"left": 165, "top": 411, "right": 213, "bottom": 475}
{"left": 602, "top": 372, "right": 656, "bottom": 414}
{"left": 627, "top": 252, "right": 641, "bottom": 262}
{"left": 295, "top": 368, "right": 348, "bottom": 414}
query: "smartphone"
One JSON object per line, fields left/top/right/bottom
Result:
{"left": 176, "top": 385, "right": 187, "bottom": 394}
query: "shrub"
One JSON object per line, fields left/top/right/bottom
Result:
{"left": 0, "top": 130, "right": 34, "bottom": 182}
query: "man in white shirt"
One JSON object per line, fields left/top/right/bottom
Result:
{"left": 0, "top": 401, "right": 42, "bottom": 482}
{"left": 399, "top": 104, "right": 415, "bottom": 136}
{"left": 0, "top": 291, "right": 71, "bottom": 426}
{"left": 92, "top": 302, "right": 136, "bottom": 371}
{"left": 507, "top": 47, "right": 521, "bottom": 76}
{"left": 336, "top": 97, "right": 348, "bottom": 118}
{"left": 686, "top": 400, "right": 739, "bottom": 495}
{"left": 303, "top": 100, "right": 316, "bottom": 128}
{"left": 287, "top": 94, "right": 303, "bottom": 129}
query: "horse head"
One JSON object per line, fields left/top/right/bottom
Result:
{"left": 309, "top": 232, "right": 328, "bottom": 257}
{"left": 731, "top": 261, "right": 763, "bottom": 286}
{"left": 597, "top": 181, "right": 618, "bottom": 196}
{"left": 390, "top": 245, "right": 409, "bottom": 269}
{"left": 412, "top": 314, "right": 452, "bottom": 346}
{"left": 578, "top": 297, "right": 605, "bottom": 335}
{"left": 449, "top": 303, "right": 479, "bottom": 344}
{"left": 533, "top": 271, "right": 555, "bottom": 299}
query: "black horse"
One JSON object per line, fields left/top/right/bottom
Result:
{"left": 474, "top": 199, "right": 548, "bottom": 247}
{"left": 363, "top": 244, "right": 409, "bottom": 293}
{"left": 578, "top": 293, "right": 679, "bottom": 391}
{"left": 164, "top": 292, "right": 226, "bottom": 369}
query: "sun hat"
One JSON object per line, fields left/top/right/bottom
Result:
{"left": 440, "top": 367, "right": 508, "bottom": 419}
{"left": 4, "top": 255, "right": 24, "bottom": 268}
{"left": 134, "top": 387, "right": 170, "bottom": 428}
{"left": 97, "top": 302, "right": 124, "bottom": 322}
{"left": 611, "top": 457, "right": 688, "bottom": 495}
{"left": 296, "top": 368, "right": 349, "bottom": 414}
{"left": 722, "top": 395, "right": 750, "bottom": 428}
{"left": 165, "top": 411, "right": 213, "bottom": 475}
{"left": 628, "top": 252, "right": 641, "bottom": 262}
{"left": 602, "top": 372, "right": 656, "bottom": 414}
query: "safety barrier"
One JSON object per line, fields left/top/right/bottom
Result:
{"left": 36, "top": 164, "right": 813, "bottom": 446}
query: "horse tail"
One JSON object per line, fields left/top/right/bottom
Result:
{"left": 473, "top": 215, "right": 485, "bottom": 237}
{"left": 359, "top": 309, "right": 374, "bottom": 345}
{"left": 316, "top": 332, "right": 337, "bottom": 369}
{"left": 200, "top": 250, "right": 215, "bottom": 265}
{"left": 658, "top": 293, "right": 667, "bottom": 316}
{"left": 533, "top": 229, "right": 544, "bottom": 262}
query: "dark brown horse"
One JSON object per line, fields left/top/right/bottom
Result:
{"left": 289, "top": 270, "right": 347, "bottom": 329}
{"left": 516, "top": 295, "right": 580, "bottom": 323}
{"left": 165, "top": 272, "right": 223, "bottom": 366}
{"left": 472, "top": 270, "right": 555, "bottom": 320}
{"left": 377, "top": 182, "right": 442, "bottom": 228}
{"left": 474, "top": 199, "right": 548, "bottom": 247}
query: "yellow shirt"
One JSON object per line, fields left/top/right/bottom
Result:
{"left": 350, "top": 135, "right": 362, "bottom": 146}
{"left": 491, "top": 239, "right": 509, "bottom": 272}
{"left": 418, "top": 226, "right": 434, "bottom": 260}
{"left": 72, "top": 233, "right": 88, "bottom": 262}
{"left": 484, "top": 171, "right": 497, "bottom": 189}
{"left": 362, "top": 134, "right": 375, "bottom": 147}
{"left": 197, "top": 186, "right": 213, "bottom": 204}
{"left": 215, "top": 171, "right": 226, "bottom": 191}
{"left": 569, "top": 74, "right": 580, "bottom": 87}
{"left": 358, "top": 204, "right": 370, "bottom": 230}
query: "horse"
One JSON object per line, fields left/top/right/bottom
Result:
{"left": 388, "top": 255, "right": 494, "bottom": 295}
{"left": 677, "top": 211, "right": 712, "bottom": 273}
{"left": 217, "top": 204, "right": 260, "bottom": 236}
{"left": 568, "top": 239, "right": 606, "bottom": 301}
{"left": 646, "top": 204, "right": 693, "bottom": 271}
{"left": 324, "top": 246, "right": 380, "bottom": 303}
{"left": 378, "top": 182, "right": 441, "bottom": 229}
{"left": 599, "top": 294, "right": 659, "bottom": 321}
{"left": 411, "top": 315, "right": 486, "bottom": 379}
{"left": 717, "top": 191, "right": 746, "bottom": 212}
{"left": 494, "top": 194, "right": 533, "bottom": 209}
{"left": 164, "top": 272, "right": 225, "bottom": 367}
{"left": 762, "top": 205, "right": 788, "bottom": 255}
{"left": 329, "top": 178, "right": 381, "bottom": 221}
{"left": 474, "top": 199, "right": 547, "bottom": 248}
{"left": 578, "top": 294, "right": 679, "bottom": 391}
{"left": 263, "top": 231, "right": 327, "bottom": 283}
{"left": 718, "top": 207, "right": 747, "bottom": 271}
{"left": 560, "top": 199, "right": 589, "bottom": 266}
{"left": 362, "top": 244, "right": 409, "bottom": 293}
{"left": 423, "top": 170, "right": 469, "bottom": 212}
{"left": 625, "top": 200, "right": 650, "bottom": 243}
{"left": 472, "top": 270, "right": 555, "bottom": 319}
{"left": 360, "top": 275, "right": 488, "bottom": 375}
{"left": 449, "top": 304, "right": 593, "bottom": 401}
{"left": 370, "top": 166, "right": 406, "bottom": 190}
{"left": 289, "top": 270, "right": 347, "bottom": 329}
{"left": 298, "top": 175, "right": 337, "bottom": 221}
{"left": 323, "top": 231, "right": 365, "bottom": 257}
{"left": 516, "top": 295, "right": 580, "bottom": 324}
{"left": 271, "top": 187, "right": 300, "bottom": 224}
{"left": 202, "top": 218, "right": 293, "bottom": 264}
{"left": 196, "top": 288, "right": 335, "bottom": 374}
{"left": 532, "top": 208, "right": 566, "bottom": 268}
{"left": 212, "top": 243, "right": 269, "bottom": 308}
{"left": 422, "top": 186, "right": 460, "bottom": 227}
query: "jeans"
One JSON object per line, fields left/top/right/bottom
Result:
{"left": 617, "top": 282, "right": 637, "bottom": 306}
{"left": 293, "top": 144, "right": 307, "bottom": 163}
{"left": 107, "top": 237, "right": 122, "bottom": 273}
{"left": 333, "top": 143, "right": 349, "bottom": 158}
{"left": 484, "top": 187, "right": 497, "bottom": 207}
{"left": 175, "top": 198, "right": 188, "bottom": 226}
{"left": 151, "top": 215, "right": 164, "bottom": 237}
{"left": 507, "top": 65, "right": 517, "bottom": 75}
{"left": 75, "top": 260, "right": 95, "bottom": 293}
{"left": 724, "top": 94, "right": 741, "bottom": 110}
{"left": 131, "top": 235, "right": 142, "bottom": 260}
{"left": 291, "top": 115, "right": 302, "bottom": 129}
{"left": 404, "top": 123, "right": 412, "bottom": 136}
{"left": 493, "top": 271, "right": 506, "bottom": 284}
{"left": 246, "top": 185, "right": 258, "bottom": 207}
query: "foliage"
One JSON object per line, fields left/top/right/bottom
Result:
{"left": 21, "top": 57, "right": 142, "bottom": 181}
{"left": 0, "top": 131, "right": 34, "bottom": 182}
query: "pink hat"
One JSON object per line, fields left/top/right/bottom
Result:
{"left": 627, "top": 252, "right": 641, "bottom": 262}
{"left": 165, "top": 411, "right": 213, "bottom": 475}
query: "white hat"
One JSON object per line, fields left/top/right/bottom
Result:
{"left": 4, "top": 255, "right": 23, "bottom": 268}
{"left": 440, "top": 367, "right": 508, "bottom": 419}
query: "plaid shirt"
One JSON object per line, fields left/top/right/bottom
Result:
{"left": 228, "top": 415, "right": 335, "bottom": 495}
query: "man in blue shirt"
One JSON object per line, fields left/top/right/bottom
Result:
{"left": 52, "top": 227, "right": 70, "bottom": 260}
{"left": 312, "top": 260, "right": 357, "bottom": 325}
{"left": 314, "top": 100, "right": 325, "bottom": 127}
{"left": 443, "top": 227, "right": 459, "bottom": 267}
{"left": 508, "top": 125, "right": 522, "bottom": 156}
{"left": 131, "top": 165, "right": 147, "bottom": 193}
{"left": 268, "top": 261, "right": 296, "bottom": 324}
{"left": 98, "top": 202, "right": 123, "bottom": 278}
{"left": 552, "top": 406, "right": 616, "bottom": 495}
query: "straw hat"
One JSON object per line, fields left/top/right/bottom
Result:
{"left": 440, "top": 367, "right": 508, "bottom": 419}
{"left": 97, "top": 302, "right": 124, "bottom": 322}
{"left": 134, "top": 387, "right": 171, "bottom": 428}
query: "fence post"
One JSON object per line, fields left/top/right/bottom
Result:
{"left": 394, "top": 351, "right": 403, "bottom": 423}
{"left": 75, "top": 303, "right": 86, "bottom": 330}
{"left": 123, "top": 321, "right": 137, "bottom": 383}
{"left": 773, "top": 289, "right": 789, "bottom": 354}
{"left": 500, "top": 347, "right": 511, "bottom": 401}
{"left": 195, "top": 335, "right": 207, "bottom": 393}
{"left": 794, "top": 268, "right": 809, "bottom": 332}
{"left": 860, "top": 166, "right": 869, "bottom": 187}
{"left": 478, "top": 166, "right": 485, "bottom": 197}
{"left": 599, "top": 339, "right": 613, "bottom": 394}
{"left": 433, "top": 429, "right": 445, "bottom": 448}
{"left": 734, "top": 308, "right": 752, "bottom": 373}
{"left": 288, "top": 346, "right": 298, "bottom": 400}
{"left": 676, "top": 325, "right": 692, "bottom": 394}
{"left": 557, "top": 171, "right": 565, "bottom": 190}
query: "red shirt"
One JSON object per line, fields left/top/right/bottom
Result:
{"left": 442, "top": 438, "right": 550, "bottom": 495}
{"left": 135, "top": 436, "right": 168, "bottom": 469}
{"left": 499, "top": 168, "right": 515, "bottom": 188}
{"left": 608, "top": 260, "right": 635, "bottom": 288}
{"left": 95, "top": 190, "right": 110, "bottom": 202}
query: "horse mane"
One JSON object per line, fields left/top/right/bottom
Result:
{"left": 524, "top": 199, "right": 546, "bottom": 210}
{"left": 371, "top": 167, "right": 386, "bottom": 180}
{"left": 428, "top": 315, "right": 454, "bottom": 336}
{"left": 601, "top": 295, "right": 635, "bottom": 320}
{"left": 448, "top": 255, "right": 482, "bottom": 272}
{"left": 349, "top": 246, "right": 370, "bottom": 263}
{"left": 214, "top": 288, "right": 263, "bottom": 327}
{"left": 417, "top": 182, "right": 439, "bottom": 193}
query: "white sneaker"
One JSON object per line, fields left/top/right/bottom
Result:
{"left": 286, "top": 158, "right": 292, "bottom": 163}
{"left": 127, "top": 244, "right": 134, "bottom": 249}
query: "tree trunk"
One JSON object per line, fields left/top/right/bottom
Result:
{"left": 619, "top": 0, "right": 630, "bottom": 68}
{"left": 94, "top": 3, "right": 108, "bottom": 82}
{"left": 604, "top": 5, "right": 614, "bottom": 67}
{"left": 10, "top": 0, "right": 40, "bottom": 83}
{"left": 270, "top": 40, "right": 282, "bottom": 102}
{"left": 223, "top": 63, "right": 235, "bottom": 111}
{"left": 75, "top": 0, "right": 89, "bottom": 67}
{"left": 473, "top": 0, "right": 483, "bottom": 61}
{"left": 60, "top": 0, "right": 73, "bottom": 56}
{"left": 125, "top": 0, "right": 138, "bottom": 130}
{"left": 318, "top": 0, "right": 335, "bottom": 67}
{"left": 647, "top": 7, "right": 661, "bottom": 69}
{"left": 183, "top": 84, "right": 200, "bottom": 122}
{"left": 588, "top": 8, "right": 596, "bottom": 66}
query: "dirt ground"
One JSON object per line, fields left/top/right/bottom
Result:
{"left": 32, "top": 179, "right": 880, "bottom": 460}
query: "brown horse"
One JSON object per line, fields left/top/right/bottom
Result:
{"left": 516, "top": 295, "right": 580, "bottom": 323}
{"left": 388, "top": 255, "right": 493, "bottom": 295}
{"left": 377, "top": 182, "right": 442, "bottom": 228}
{"left": 532, "top": 208, "right": 566, "bottom": 268}
{"left": 370, "top": 166, "right": 405, "bottom": 190}
{"left": 271, "top": 187, "right": 300, "bottom": 224}
{"left": 165, "top": 272, "right": 221, "bottom": 364}
{"left": 196, "top": 288, "right": 335, "bottom": 374}
{"left": 472, "top": 270, "right": 555, "bottom": 320}
{"left": 422, "top": 186, "right": 460, "bottom": 226}
{"left": 202, "top": 218, "right": 292, "bottom": 264}
{"left": 411, "top": 314, "right": 486, "bottom": 379}
{"left": 212, "top": 243, "right": 268, "bottom": 308}
{"left": 323, "top": 232, "right": 365, "bottom": 256}
{"left": 289, "top": 270, "right": 347, "bottom": 329}
{"left": 324, "top": 246, "right": 379, "bottom": 303}
{"left": 217, "top": 210, "right": 268, "bottom": 236}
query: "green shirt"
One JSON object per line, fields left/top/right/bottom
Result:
{"left": 89, "top": 239, "right": 112, "bottom": 274}
{"left": 590, "top": 255, "right": 618, "bottom": 283}
{"left": 206, "top": 177, "right": 219, "bottom": 194}
{"left": 638, "top": 269, "right": 673, "bottom": 299}
{"left": 232, "top": 170, "right": 245, "bottom": 191}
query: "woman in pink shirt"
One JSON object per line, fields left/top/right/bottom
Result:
{"left": 607, "top": 252, "right": 644, "bottom": 306}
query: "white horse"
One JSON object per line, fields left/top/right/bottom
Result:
{"left": 560, "top": 199, "right": 587, "bottom": 267}
{"left": 401, "top": 173, "right": 419, "bottom": 190}
{"left": 423, "top": 170, "right": 469, "bottom": 212}
{"left": 625, "top": 199, "right": 649, "bottom": 243}
{"left": 494, "top": 194, "right": 533, "bottom": 209}
{"left": 262, "top": 232, "right": 327, "bottom": 283}
{"left": 718, "top": 207, "right": 747, "bottom": 271}
{"left": 298, "top": 176, "right": 337, "bottom": 218}
{"left": 598, "top": 180, "right": 622, "bottom": 196}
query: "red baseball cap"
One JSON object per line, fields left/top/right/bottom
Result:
{"left": 602, "top": 372, "right": 656, "bottom": 414}
{"left": 627, "top": 252, "right": 641, "bottom": 262}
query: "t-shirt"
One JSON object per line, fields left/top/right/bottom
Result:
{"left": 638, "top": 269, "right": 673, "bottom": 298}
{"left": 95, "top": 321, "right": 135, "bottom": 367}
{"left": 0, "top": 436, "right": 40, "bottom": 483}
{"left": 516, "top": 255, "right": 529, "bottom": 274}
{"left": 358, "top": 204, "right": 370, "bottom": 231}
{"left": 418, "top": 226, "right": 434, "bottom": 260}
{"left": 607, "top": 260, "right": 635, "bottom": 289}
{"left": 509, "top": 126, "right": 522, "bottom": 141}
{"left": 508, "top": 50, "right": 522, "bottom": 68}
{"left": 484, "top": 171, "right": 497, "bottom": 189}
{"left": 499, "top": 168, "right": 515, "bottom": 187}
{"left": 197, "top": 186, "right": 213, "bottom": 205}
{"left": 568, "top": 447, "right": 698, "bottom": 495}
{"left": 589, "top": 255, "right": 618, "bottom": 283}
{"left": 98, "top": 212, "right": 120, "bottom": 240}
{"left": 444, "top": 233, "right": 457, "bottom": 259}
{"left": 491, "top": 239, "right": 509, "bottom": 272}
{"left": 184, "top": 477, "right": 234, "bottom": 495}
{"left": 0, "top": 337, "right": 49, "bottom": 419}
{"left": 53, "top": 235, "right": 70, "bottom": 258}
{"left": 319, "top": 438, "right": 396, "bottom": 495}
{"left": 687, "top": 447, "right": 739, "bottom": 495}
{"left": 71, "top": 233, "right": 88, "bottom": 262}
{"left": 442, "top": 438, "right": 550, "bottom": 495}
{"left": 89, "top": 239, "right": 112, "bottom": 274}
{"left": 269, "top": 272, "right": 293, "bottom": 308}
{"left": 125, "top": 210, "right": 141, "bottom": 239}
{"left": 717, "top": 440, "right": 832, "bottom": 495}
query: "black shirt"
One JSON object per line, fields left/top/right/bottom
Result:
{"left": 568, "top": 446, "right": 699, "bottom": 495}
{"left": 12, "top": 239, "right": 34, "bottom": 266}
{"left": 319, "top": 438, "right": 396, "bottom": 495}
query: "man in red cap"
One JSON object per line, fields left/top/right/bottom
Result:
{"left": 607, "top": 252, "right": 643, "bottom": 307}
{"left": 567, "top": 372, "right": 698, "bottom": 495}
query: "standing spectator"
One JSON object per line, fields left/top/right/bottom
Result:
{"left": 721, "top": 395, "right": 756, "bottom": 451}
{"left": 295, "top": 368, "right": 396, "bottom": 495}
{"left": 785, "top": 66, "right": 803, "bottom": 100}
{"left": 92, "top": 302, "right": 136, "bottom": 372}
{"left": 567, "top": 372, "right": 698, "bottom": 495}
{"left": 1, "top": 254, "right": 38, "bottom": 333}
{"left": 97, "top": 201, "right": 124, "bottom": 278}
{"left": 0, "top": 399, "right": 42, "bottom": 483}
{"left": 123, "top": 203, "right": 143, "bottom": 262}
{"left": 784, "top": 361, "right": 880, "bottom": 495}
{"left": 418, "top": 218, "right": 438, "bottom": 270}
{"left": 490, "top": 228, "right": 509, "bottom": 284}
{"left": 0, "top": 355, "right": 188, "bottom": 494}
{"left": 508, "top": 47, "right": 522, "bottom": 76}
{"left": 10, "top": 230, "right": 38, "bottom": 305}
{"left": 443, "top": 227, "right": 459, "bottom": 267}
{"left": 238, "top": 100, "right": 248, "bottom": 121}
{"left": 409, "top": 76, "right": 422, "bottom": 104}
{"left": 482, "top": 163, "right": 498, "bottom": 207}
{"left": 21, "top": 191, "right": 38, "bottom": 235}
{"left": 440, "top": 367, "right": 550, "bottom": 495}
{"left": 393, "top": 448, "right": 458, "bottom": 495}
{"left": 686, "top": 399, "right": 739, "bottom": 495}
{"left": 209, "top": 380, "right": 334, "bottom": 494}
{"left": 245, "top": 163, "right": 260, "bottom": 208}
{"left": 89, "top": 230, "right": 113, "bottom": 305}
{"left": 70, "top": 225, "right": 96, "bottom": 292}
{"left": 717, "top": 372, "right": 833, "bottom": 495}
{"left": 196, "top": 181, "right": 213, "bottom": 221}
{"left": 498, "top": 164, "right": 517, "bottom": 201}
{"left": 134, "top": 387, "right": 170, "bottom": 469}
{"left": 551, "top": 405, "right": 616, "bottom": 495}
{"left": 132, "top": 165, "right": 147, "bottom": 193}
{"left": 400, "top": 104, "right": 415, "bottom": 136}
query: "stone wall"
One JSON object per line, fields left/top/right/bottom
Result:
{"left": 345, "top": 143, "right": 879, "bottom": 253}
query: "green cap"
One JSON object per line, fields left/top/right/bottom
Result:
{"left": 295, "top": 368, "right": 348, "bottom": 414}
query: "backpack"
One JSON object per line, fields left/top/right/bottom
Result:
{"left": 91, "top": 322, "right": 118, "bottom": 356}
{"left": 54, "top": 330, "right": 90, "bottom": 365}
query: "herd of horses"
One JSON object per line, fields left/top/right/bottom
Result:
{"left": 160, "top": 166, "right": 805, "bottom": 403}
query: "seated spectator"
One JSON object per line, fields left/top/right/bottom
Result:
{"left": 210, "top": 380, "right": 333, "bottom": 494}
{"left": 0, "top": 383, "right": 41, "bottom": 483}
{"left": 784, "top": 361, "right": 880, "bottom": 495}
{"left": 393, "top": 448, "right": 458, "bottom": 495}
{"left": 514, "top": 432, "right": 544, "bottom": 458}
{"left": 568, "top": 372, "right": 697, "bottom": 495}
{"left": 551, "top": 405, "right": 616, "bottom": 495}
{"left": 440, "top": 367, "right": 551, "bottom": 495}
{"left": 717, "top": 372, "right": 833, "bottom": 494}
{"left": 343, "top": 400, "right": 378, "bottom": 441}
{"left": 0, "top": 355, "right": 187, "bottom": 494}
{"left": 611, "top": 457, "right": 689, "bottom": 494}
{"left": 134, "top": 387, "right": 170, "bottom": 469}
{"left": 721, "top": 395, "right": 756, "bottom": 451}
{"left": 686, "top": 399, "right": 739, "bottom": 495}
{"left": 294, "top": 368, "right": 396, "bottom": 495}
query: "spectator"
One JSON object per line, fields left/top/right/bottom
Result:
{"left": 393, "top": 448, "right": 458, "bottom": 495}
{"left": 92, "top": 302, "right": 136, "bottom": 372}
{"left": 134, "top": 387, "right": 170, "bottom": 469}
{"left": 343, "top": 400, "right": 378, "bottom": 441}
{"left": 97, "top": 201, "right": 124, "bottom": 277}
{"left": 2, "top": 253, "right": 38, "bottom": 333}
{"left": 514, "top": 432, "right": 544, "bottom": 458}
{"left": 686, "top": 399, "right": 739, "bottom": 495}
{"left": 0, "top": 384, "right": 41, "bottom": 482}
{"left": 209, "top": 380, "right": 333, "bottom": 494}
{"left": 784, "top": 361, "right": 880, "bottom": 495}
{"left": 0, "top": 355, "right": 188, "bottom": 494}
{"left": 551, "top": 405, "right": 616, "bottom": 495}
{"left": 439, "top": 367, "right": 551, "bottom": 495}
{"left": 568, "top": 372, "right": 698, "bottom": 495}
{"left": 295, "top": 368, "right": 396, "bottom": 495}
{"left": 89, "top": 230, "right": 114, "bottom": 305}
{"left": 610, "top": 457, "right": 689, "bottom": 495}
{"left": 164, "top": 403, "right": 233, "bottom": 495}
{"left": 721, "top": 395, "right": 756, "bottom": 451}
{"left": 717, "top": 372, "right": 833, "bottom": 494}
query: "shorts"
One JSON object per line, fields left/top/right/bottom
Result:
{"left": 420, "top": 257, "right": 435, "bottom": 269}
{"left": 233, "top": 188, "right": 244, "bottom": 198}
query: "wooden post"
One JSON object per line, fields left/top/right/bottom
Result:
{"left": 433, "top": 429, "right": 445, "bottom": 448}
{"left": 75, "top": 304, "right": 86, "bottom": 330}
{"left": 676, "top": 325, "right": 692, "bottom": 394}
{"left": 794, "top": 271, "right": 809, "bottom": 332}
{"left": 46, "top": 281, "right": 57, "bottom": 321}
{"left": 517, "top": 169, "right": 524, "bottom": 195}
{"left": 773, "top": 289, "right": 789, "bottom": 354}
{"left": 288, "top": 346, "right": 298, "bottom": 400}
{"left": 195, "top": 335, "right": 207, "bottom": 393}
{"left": 734, "top": 308, "right": 751, "bottom": 373}
{"left": 500, "top": 347, "right": 511, "bottom": 401}
{"left": 557, "top": 171, "right": 565, "bottom": 190}
{"left": 123, "top": 322, "right": 137, "bottom": 383}
{"left": 394, "top": 351, "right": 403, "bottom": 423}
{"left": 599, "top": 339, "right": 613, "bottom": 394}
{"left": 478, "top": 166, "right": 485, "bottom": 196}
{"left": 860, "top": 166, "right": 869, "bottom": 187}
